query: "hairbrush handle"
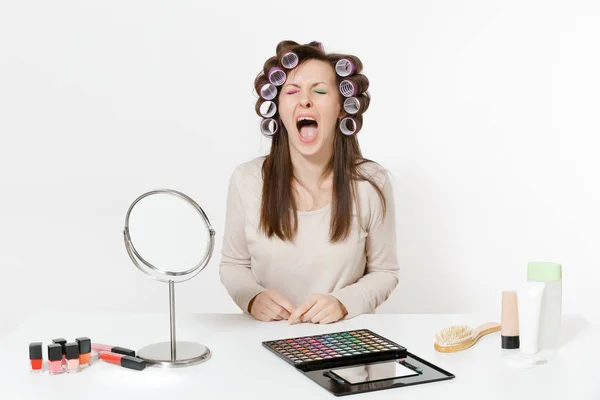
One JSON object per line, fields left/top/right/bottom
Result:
{"left": 473, "top": 322, "right": 501, "bottom": 338}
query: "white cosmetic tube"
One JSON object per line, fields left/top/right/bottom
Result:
{"left": 517, "top": 282, "right": 546, "bottom": 355}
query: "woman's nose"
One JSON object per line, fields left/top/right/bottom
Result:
{"left": 299, "top": 90, "right": 312, "bottom": 108}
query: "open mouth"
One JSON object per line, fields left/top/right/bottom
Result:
{"left": 296, "top": 116, "right": 319, "bottom": 143}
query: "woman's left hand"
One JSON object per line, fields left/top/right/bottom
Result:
{"left": 288, "top": 294, "right": 348, "bottom": 325}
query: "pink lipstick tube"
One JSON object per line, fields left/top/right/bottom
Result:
{"left": 91, "top": 343, "right": 136, "bottom": 357}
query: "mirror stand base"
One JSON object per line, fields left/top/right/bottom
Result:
{"left": 137, "top": 341, "right": 211, "bottom": 368}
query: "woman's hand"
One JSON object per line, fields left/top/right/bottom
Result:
{"left": 248, "top": 289, "right": 296, "bottom": 322}
{"left": 288, "top": 294, "right": 348, "bottom": 325}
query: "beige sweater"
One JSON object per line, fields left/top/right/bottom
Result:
{"left": 218, "top": 157, "right": 399, "bottom": 319}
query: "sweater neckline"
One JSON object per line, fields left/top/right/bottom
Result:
{"left": 297, "top": 203, "right": 332, "bottom": 216}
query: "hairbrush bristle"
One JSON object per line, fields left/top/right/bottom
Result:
{"left": 435, "top": 325, "right": 473, "bottom": 346}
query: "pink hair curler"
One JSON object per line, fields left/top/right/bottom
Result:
{"left": 260, "top": 83, "right": 278, "bottom": 100}
{"left": 313, "top": 41, "right": 325, "bottom": 52}
{"left": 343, "top": 97, "right": 369, "bottom": 114}
{"left": 260, "top": 118, "right": 279, "bottom": 136}
{"left": 339, "top": 79, "right": 358, "bottom": 97}
{"left": 268, "top": 67, "right": 287, "bottom": 86}
{"left": 339, "top": 117, "right": 357, "bottom": 135}
{"left": 259, "top": 101, "right": 277, "bottom": 118}
{"left": 335, "top": 59, "right": 356, "bottom": 77}
{"left": 281, "top": 51, "right": 299, "bottom": 69}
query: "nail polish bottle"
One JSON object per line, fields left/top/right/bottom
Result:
{"left": 29, "top": 342, "right": 43, "bottom": 372}
{"left": 65, "top": 342, "right": 80, "bottom": 373}
{"left": 52, "top": 338, "right": 67, "bottom": 367}
{"left": 48, "top": 344, "right": 64, "bottom": 375}
{"left": 76, "top": 337, "right": 91, "bottom": 368}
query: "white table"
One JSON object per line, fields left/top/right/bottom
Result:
{"left": 1, "top": 312, "right": 598, "bottom": 399}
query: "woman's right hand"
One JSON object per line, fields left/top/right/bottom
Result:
{"left": 248, "top": 289, "right": 296, "bottom": 322}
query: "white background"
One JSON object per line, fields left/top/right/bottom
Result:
{"left": 1, "top": 0, "right": 599, "bottom": 338}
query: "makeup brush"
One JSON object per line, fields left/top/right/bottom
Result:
{"left": 434, "top": 322, "right": 501, "bottom": 353}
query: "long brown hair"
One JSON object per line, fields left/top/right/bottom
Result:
{"left": 254, "top": 41, "right": 386, "bottom": 243}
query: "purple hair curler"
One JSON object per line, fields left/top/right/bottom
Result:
{"left": 339, "top": 117, "right": 357, "bottom": 135}
{"left": 259, "top": 101, "right": 277, "bottom": 118}
{"left": 343, "top": 97, "right": 366, "bottom": 114}
{"left": 260, "top": 118, "right": 279, "bottom": 136}
{"left": 268, "top": 67, "right": 287, "bottom": 86}
{"left": 335, "top": 59, "right": 355, "bottom": 77}
{"left": 339, "top": 79, "right": 358, "bottom": 97}
{"left": 281, "top": 51, "right": 299, "bottom": 69}
{"left": 260, "top": 83, "right": 278, "bottom": 100}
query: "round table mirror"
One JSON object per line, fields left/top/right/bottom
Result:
{"left": 123, "top": 189, "right": 215, "bottom": 367}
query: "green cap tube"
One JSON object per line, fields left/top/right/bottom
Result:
{"left": 527, "top": 261, "right": 562, "bottom": 281}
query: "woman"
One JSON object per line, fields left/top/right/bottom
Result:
{"left": 219, "top": 40, "right": 399, "bottom": 324}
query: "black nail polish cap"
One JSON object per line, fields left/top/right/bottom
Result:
{"left": 76, "top": 337, "right": 91, "bottom": 354}
{"left": 29, "top": 342, "right": 42, "bottom": 360}
{"left": 52, "top": 338, "right": 67, "bottom": 354}
{"left": 65, "top": 342, "right": 79, "bottom": 360}
{"left": 48, "top": 344, "right": 63, "bottom": 361}
{"left": 122, "top": 355, "right": 146, "bottom": 371}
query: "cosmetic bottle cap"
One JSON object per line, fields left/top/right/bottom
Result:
{"left": 112, "top": 346, "right": 136, "bottom": 357}
{"left": 501, "top": 336, "right": 520, "bottom": 349}
{"left": 52, "top": 338, "right": 67, "bottom": 354}
{"left": 48, "top": 344, "right": 63, "bottom": 361}
{"left": 65, "top": 342, "right": 79, "bottom": 360}
{"left": 29, "top": 342, "right": 42, "bottom": 359}
{"left": 76, "top": 337, "right": 91, "bottom": 354}
{"left": 122, "top": 355, "right": 146, "bottom": 371}
{"left": 527, "top": 262, "right": 561, "bottom": 281}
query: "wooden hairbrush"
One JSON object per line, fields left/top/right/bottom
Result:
{"left": 434, "top": 322, "right": 501, "bottom": 353}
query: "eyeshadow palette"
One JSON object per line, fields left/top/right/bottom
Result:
{"left": 262, "top": 329, "right": 407, "bottom": 371}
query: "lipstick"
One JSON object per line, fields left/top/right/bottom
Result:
{"left": 48, "top": 344, "right": 64, "bottom": 375}
{"left": 76, "top": 337, "right": 91, "bottom": 368}
{"left": 99, "top": 352, "right": 146, "bottom": 371}
{"left": 65, "top": 342, "right": 80, "bottom": 373}
{"left": 29, "top": 342, "right": 43, "bottom": 372}
{"left": 91, "top": 343, "right": 135, "bottom": 357}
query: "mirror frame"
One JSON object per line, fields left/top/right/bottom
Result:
{"left": 123, "top": 189, "right": 215, "bottom": 283}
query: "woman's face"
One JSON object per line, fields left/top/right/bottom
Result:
{"left": 278, "top": 59, "right": 342, "bottom": 159}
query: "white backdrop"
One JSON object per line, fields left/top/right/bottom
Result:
{"left": 1, "top": 0, "right": 599, "bottom": 337}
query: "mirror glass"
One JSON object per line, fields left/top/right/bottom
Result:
{"left": 329, "top": 360, "right": 418, "bottom": 384}
{"left": 126, "top": 191, "right": 211, "bottom": 282}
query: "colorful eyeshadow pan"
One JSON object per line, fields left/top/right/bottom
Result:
{"left": 262, "top": 329, "right": 407, "bottom": 369}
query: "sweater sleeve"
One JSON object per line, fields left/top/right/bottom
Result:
{"left": 218, "top": 169, "right": 265, "bottom": 313}
{"left": 330, "top": 173, "right": 400, "bottom": 319}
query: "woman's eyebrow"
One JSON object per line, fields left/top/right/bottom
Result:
{"left": 283, "top": 81, "right": 329, "bottom": 89}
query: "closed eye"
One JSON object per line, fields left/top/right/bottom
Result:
{"left": 313, "top": 89, "right": 327, "bottom": 94}
{"left": 286, "top": 89, "right": 300, "bottom": 95}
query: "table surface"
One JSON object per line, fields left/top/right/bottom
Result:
{"left": 1, "top": 312, "right": 598, "bottom": 400}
